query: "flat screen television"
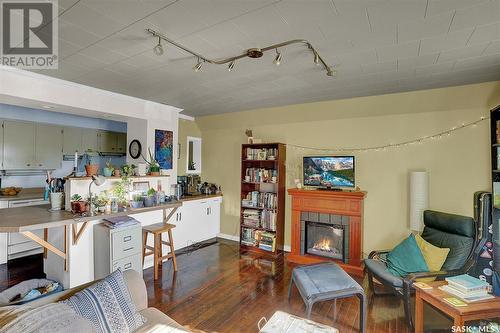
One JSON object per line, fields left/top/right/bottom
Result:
{"left": 303, "top": 156, "right": 355, "bottom": 188}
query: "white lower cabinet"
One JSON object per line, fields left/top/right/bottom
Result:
{"left": 169, "top": 196, "right": 222, "bottom": 249}
{"left": 93, "top": 223, "right": 143, "bottom": 280}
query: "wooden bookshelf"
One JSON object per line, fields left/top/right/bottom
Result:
{"left": 240, "top": 143, "right": 286, "bottom": 257}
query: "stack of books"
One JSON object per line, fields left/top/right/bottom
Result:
{"left": 261, "top": 209, "right": 277, "bottom": 231}
{"left": 241, "top": 227, "right": 257, "bottom": 246}
{"left": 103, "top": 216, "right": 140, "bottom": 229}
{"left": 244, "top": 168, "right": 277, "bottom": 183}
{"left": 257, "top": 231, "right": 276, "bottom": 252}
{"left": 439, "top": 274, "right": 494, "bottom": 303}
{"left": 242, "top": 209, "right": 260, "bottom": 228}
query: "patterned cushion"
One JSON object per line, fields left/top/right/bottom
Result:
{"left": 62, "top": 269, "right": 145, "bottom": 333}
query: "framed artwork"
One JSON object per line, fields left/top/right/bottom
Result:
{"left": 155, "top": 129, "right": 173, "bottom": 169}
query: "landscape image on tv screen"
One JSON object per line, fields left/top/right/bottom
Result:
{"left": 303, "top": 156, "right": 355, "bottom": 188}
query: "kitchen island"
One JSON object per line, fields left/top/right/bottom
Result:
{"left": 0, "top": 194, "right": 222, "bottom": 288}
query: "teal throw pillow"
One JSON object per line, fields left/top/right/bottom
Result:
{"left": 386, "top": 234, "right": 429, "bottom": 277}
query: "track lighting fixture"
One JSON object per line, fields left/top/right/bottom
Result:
{"left": 193, "top": 58, "right": 203, "bottom": 72}
{"left": 273, "top": 49, "right": 282, "bottom": 66}
{"left": 153, "top": 37, "right": 164, "bottom": 56}
{"left": 146, "top": 28, "right": 334, "bottom": 77}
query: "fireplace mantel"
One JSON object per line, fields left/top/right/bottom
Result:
{"left": 287, "top": 188, "right": 366, "bottom": 277}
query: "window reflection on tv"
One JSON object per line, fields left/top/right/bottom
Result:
{"left": 303, "top": 156, "right": 355, "bottom": 188}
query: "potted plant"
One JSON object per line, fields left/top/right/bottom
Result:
{"left": 121, "top": 164, "right": 137, "bottom": 178}
{"left": 103, "top": 159, "right": 114, "bottom": 177}
{"left": 130, "top": 194, "right": 144, "bottom": 209}
{"left": 84, "top": 151, "right": 99, "bottom": 177}
{"left": 143, "top": 148, "right": 160, "bottom": 176}
{"left": 70, "top": 194, "right": 87, "bottom": 214}
{"left": 144, "top": 188, "right": 156, "bottom": 207}
{"left": 112, "top": 178, "right": 130, "bottom": 209}
{"left": 94, "top": 192, "right": 109, "bottom": 213}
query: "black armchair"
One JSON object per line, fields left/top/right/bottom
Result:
{"left": 365, "top": 210, "right": 477, "bottom": 329}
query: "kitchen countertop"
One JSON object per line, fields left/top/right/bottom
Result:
{"left": 178, "top": 193, "right": 223, "bottom": 202}
{"left": 0, "top": 201, "right": 182, "bottom": 233}
{"left": 0, "top": 188, "right": 45, "bottom": 201}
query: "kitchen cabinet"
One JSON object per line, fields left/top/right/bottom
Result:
{"left": 98, "top": 131, "right": 127, "bottom": 153}
{"left": 35, "top": 123, "right": 63, "bottom": 169}
{"left": 62, "top": 126, "right": 83, "bottom": 154}
{"left": 82, "top": 128, "right": 99, "bottom": 152}
{"left": 3, "top": 121, "right": 62, "bottom": 169}
{"left": 3, "top": 120, "right": 35, "bottom": 169}
{"left": 168, "top": 196, "right": 222, "bottom": 250}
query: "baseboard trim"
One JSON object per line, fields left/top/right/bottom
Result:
{"left": 217, "top": 233, "right": 240, "bottom": 242}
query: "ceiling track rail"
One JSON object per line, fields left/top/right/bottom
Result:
{"left": 146, "top": 28, "right": 335, "bottom": 76}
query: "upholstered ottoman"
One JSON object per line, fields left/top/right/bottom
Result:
{"left": 288, "top": 262, "right": 366, "bottom": 333}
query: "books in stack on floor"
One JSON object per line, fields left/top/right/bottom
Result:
{"left": 439, "top": 274, "right": 494, "bottom": 303}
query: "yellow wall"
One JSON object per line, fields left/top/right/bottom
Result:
{"left": 177, "top": 118, "right": 202, "bottom": 176}
{"left": 193, "top": 81, "right": 500, "bottom": 255}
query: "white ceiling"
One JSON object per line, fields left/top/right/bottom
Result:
{"left": 32, "top": 0, "right": 500, "bottom": 116}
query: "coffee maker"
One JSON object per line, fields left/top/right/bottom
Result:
{"left": 187, "top": 175, "right": 201, "bottom": 195}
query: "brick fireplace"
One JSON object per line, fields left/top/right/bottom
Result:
{"left": 287, "top": 188, "right": 366, "bottom": 277}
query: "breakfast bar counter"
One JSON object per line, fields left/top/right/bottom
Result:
{"left": 0, "top": 201, "right": 182, "bottom": 233}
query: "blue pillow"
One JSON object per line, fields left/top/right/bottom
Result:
{"left": 62, "top": 269, "right": 145, "bottom": 333}
{"left": 386, "top": 234, "right": 429, "bottom": 277}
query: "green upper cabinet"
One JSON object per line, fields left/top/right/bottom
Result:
{"left": 2, "top": 121, "right": 62, "bottom": 170}
{"left": 35, "top": 124, "right": 63, "bottom": 169}
{"left": 98, "top": 131, "right": 127, "bottom": 153}
{"left": 82, "top": 128, "right": 99, "bottom": 152}
{"left": 115, "top": 133, "right": 127, "bottom": 153}
{"left": 62, "top": 126, "right": 83, "bottom": 154}
{"left": 3, "top": 120, "right": 35, "bottom": 169}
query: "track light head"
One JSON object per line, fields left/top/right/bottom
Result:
{"left": 273, "top": 49, "right": 282, "bottom": 66}
{"left": 313, "top": 52, "right": 319, "bottom": 65}
{"left": 228, "top": 60, "right": 235, "bottom": 72}
{"left": 326, "top": 67, "right": 336, "bottom": 77}
{"left": 153, "top": 37, "right": 164, "bottom": 56}
{"left": 193, "top": 58, "right": 203, "bottom": 72}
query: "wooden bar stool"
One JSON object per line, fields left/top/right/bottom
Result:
{"left": 142, "top": 223, "right": 177, "bottom": 280}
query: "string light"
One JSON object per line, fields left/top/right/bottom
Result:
{"left": 283, "top": 115, "right": 488, "bottom": 153}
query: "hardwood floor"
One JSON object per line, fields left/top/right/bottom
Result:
{"left": 1, "top": 240, "right": 457, "bottom": 332}
{"left": 143, "top": 239, "right": 422, "bottom": 333}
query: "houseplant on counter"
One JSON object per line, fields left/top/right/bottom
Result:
{"left": 84, "top": 151, "right": 99, "bottom": 177}
{"left": 103, "top": 160, "right": 114, "bottom": 177}
{"left": 144, "top": 188, "right": 156, "bottom": 207}
{"left": 70, "top": 194, "right": 87, "bottom": 214}
{"left": 112, "top": 178, "right": 130, "bottom": 209}
{"left": 130, "top": 194, "right": 144, "bottom": 209}
{"left": 143, "top": 148, "right": 160, "bottom": 176}
{"left": 94, "top": 192, "right": 109, "bottom": 213}
{"left": 121, "top": 164, "right": 137, "bottom": 178}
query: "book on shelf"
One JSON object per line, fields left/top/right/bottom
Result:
{"left": 445, "top": 274, "right": 490, "bottom": 293}
{"left": 242, "top": 191, "right": 278, "bottom": 210}
{"left": 244, "top": 168, "right": 277, "bottom": 183}
{"left": 439, "top": 284, "right": 494, "bottom": 303}
{"left": 245, "top": 147, "right": 278, "bottom": 161}
{"left": 242, "top": 208, "right": 277, "bottom": 231}
{"left": 256, "top": 231, "right": 276, "bottom": 252}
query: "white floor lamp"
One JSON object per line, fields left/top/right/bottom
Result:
{"left": 410, "top": 171, "right": 429, "bottom": 233}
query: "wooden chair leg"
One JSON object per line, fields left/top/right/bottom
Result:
{"left": 153, "top": 233, "right": 159, "bottom": 280}
{"left": 142, "top": 231, "right": 148, "bottom": 266}
{"left": 158, "top": 233, "right": 163, "bottom": 266}
{"left": 168, "top": 229, "right": 177, "bottom": 271}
